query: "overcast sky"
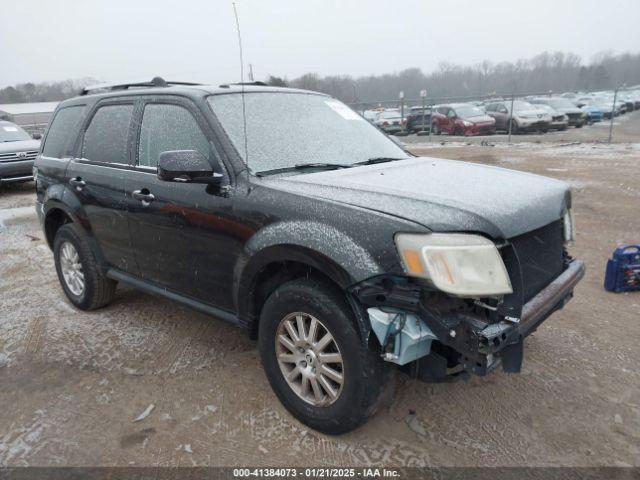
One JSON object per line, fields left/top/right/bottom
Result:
{"left": 2, "top": 0, "right": 639, "bottom": 88}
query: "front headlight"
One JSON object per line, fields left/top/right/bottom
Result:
{"left": 462, "top": 120, "right": 473, "bottom": 127}
{"left": 563, "top": 209, "right": 574, "bottom": 242}
{"left": 395, "top": 233, "right": 513, "bottom": 297}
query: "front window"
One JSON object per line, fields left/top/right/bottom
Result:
{"left": 454, "top": 106, "right": 484, "bottom": 118}
{"left": 138, "top": 104, "right": 210, "bottom": 168}
{"left": 208, "top": 93, "right": 407, "bottom": 174}
{"left": 0, "top": 123, "right": 31, "bottom": 142}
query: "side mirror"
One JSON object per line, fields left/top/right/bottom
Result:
{"left": 157, "top": 150, "right": 222, "bottom": 185}
{"left": 32, "top": 132, "right": 42, "bottom": 140}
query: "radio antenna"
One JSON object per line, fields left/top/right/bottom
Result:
{"left": 232, "top": 2, "right": 251, "bottom": 194}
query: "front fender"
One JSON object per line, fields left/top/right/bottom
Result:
{"left": 234, "top": 220, "right": 386, "bottom": 325}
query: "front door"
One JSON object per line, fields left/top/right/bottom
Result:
{"left": 71, "top": 101, "right": 137, "bottom": 273}
{"left": 125, "top": 99, "right": 240, "bottom": 309}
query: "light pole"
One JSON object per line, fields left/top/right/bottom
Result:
{"left": 417, "top": 89, "right": 428, "bottom": 137}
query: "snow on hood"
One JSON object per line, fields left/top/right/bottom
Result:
{"left": 268, "top": 157, "right": 570, "bottom": 239}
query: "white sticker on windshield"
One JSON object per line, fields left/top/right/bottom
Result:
{"left": 325, "top": 100, "right": 364, "bottom": 121}
{"left": 3, "top": 126, "right": 18, "bottom": 132}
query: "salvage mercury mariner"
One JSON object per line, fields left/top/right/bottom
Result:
{"left": 34, "top": 78, "right": 584, "bottom": 434}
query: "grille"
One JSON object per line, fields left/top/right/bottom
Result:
{"left": 510, "top": 220, "right": 565, "bottom": 302}
{"left": 567, "top": 113, "right": 582, "bottom": 120}
{"left": 0, "top": 150, "right": 38, "bottom": 163}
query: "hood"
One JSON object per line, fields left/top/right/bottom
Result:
{"left": 556, "top": 106, "right": 582, "bottom": 114}
{"left": 0, "top": 139, "right": 40, "bottom": 155}
{"left": 268, "top": 157, "right": 570, "bottom": 239}
{"left": 514, "top": 108, "right": 549, "bottom": 118}
{"left": 464, "top": 114, "right": 494, "bottom": 124}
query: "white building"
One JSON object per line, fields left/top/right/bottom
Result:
{"left": 0, "top": 101, "right": 59, "bottom": 133}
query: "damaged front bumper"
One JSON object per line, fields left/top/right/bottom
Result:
{"left": 351, "top": 259, "right": 585, "bottom": 377}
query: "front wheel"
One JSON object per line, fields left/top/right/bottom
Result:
{"left": 258, "top": 278, "right": 388, "bottom": 434}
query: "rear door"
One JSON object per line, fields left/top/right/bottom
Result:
{"left": 36, "top": 105, "right": 86, "bottom": 203}
{"left": 124, "top": 97, "right": 237, "bottom": 308}
{"left": 491, "top": 103, "right": 509, "bottom": 130}
{"left": 69, "top": 101, "right": 137, "bottom": 272}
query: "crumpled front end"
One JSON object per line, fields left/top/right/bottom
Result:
{"left": 349, "top": 220, "right": 585, "bottom": 380}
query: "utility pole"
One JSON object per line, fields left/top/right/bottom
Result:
{"left": 248, "top": 64, "right": 254, "bottom": 82}
{"left": 608, "top": 84, "right": 624, "bottom": 144}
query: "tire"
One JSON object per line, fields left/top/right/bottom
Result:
{"left": 431, "top": 122, "right": 441, "bottom": 135}
{"left": 258, "top": 278, "right": 388, "bottom": 434}
{"left": 53, "top": 223, "right": 116, "bottom": 310}
{"left": 575, "top": 123, "right": 583, "bottom": 128}
{"left": 509, "top": 119, "right": 519, "bottom": 134}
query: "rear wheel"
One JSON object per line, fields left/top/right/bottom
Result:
{"left": 53, "top": 224, "right": 116, "bottom": 310}
{"left": 258, "top": 278, "right": 388, "bottom": 434}
{"left": 431, "top": 122, "right": 441, "bottom": 135}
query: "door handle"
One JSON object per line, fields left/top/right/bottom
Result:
{"left": 132, "top": 189, "right": 155, "bottom": 206}
{"left": 69, "top": 177, "right": 86, "bottom": 191}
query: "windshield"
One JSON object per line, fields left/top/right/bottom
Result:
{"left": 208, "top": 93, "right": 408, "bottom": 174}
{"left": 549, "top": 98, "right": 577, "bottom": 109}
{"left": 454, "top": 106, "right": 484, "bottom": 118}
{"left": 512, "top": 101, "right": 535, "bottom": 112}
{"left": 0, "top": 123, "right": 31, "bottom": 142}
{"left": 378, "top": 111, "right": 401, "bottom": 119}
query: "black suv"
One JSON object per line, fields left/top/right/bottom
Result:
{"left": 35, "top": 78, "right": 584, "bottom": 434}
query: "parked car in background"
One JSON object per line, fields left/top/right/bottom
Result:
{"left": 406, "top": 106, "right": 432, "bottom": 133}
{"left": 374, "top": 110, "right": 406, "bottom": 134}
{"left": 575, "top": 96, "right": 618, "bottom": 119}
{"left": 618, "top": 93, "right": 635, "bottom": 113}
{"left": 579, "top": 104, "right": 604, "bottom": 123}
{"left": 485, "top": 101, "right": 551, "bottom": 133}
{"left": 431, "top": 103, "right": 495, "bottom": 136}
{"left": 0, "top": 120, "right": 41, "bottom": 186}
{"left": 529, "top": 97, "right": 586, "bottom": 128}
{"left": 534, "top": 104, "right": 568, "bottom": 130}
{"left": 362, "top": 110, "right": 379, "bottom": 122}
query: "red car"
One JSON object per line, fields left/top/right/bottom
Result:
{"left": 431, "top": 103, "right": 496, "bottom": 136}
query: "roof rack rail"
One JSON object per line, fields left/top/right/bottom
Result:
{"left": 79, "top": 76, "right": 203, "bottom": 96}
{"left": 219, "top": 81, "right": 269, "bottom": 88}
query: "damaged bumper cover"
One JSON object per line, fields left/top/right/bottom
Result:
{"left": 352, "top": 259, "right": 585, "bottom": 376}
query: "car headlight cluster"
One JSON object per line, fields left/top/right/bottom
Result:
{"left": 395, "top": 233, "right": 513, "bottom": 297}
{"left": 462, "top": 120, "right": 473, "bottom": 127}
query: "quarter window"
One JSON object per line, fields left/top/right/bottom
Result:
{"left": 82, "top": 104, "right": 133, "bottom": 164}
{"left": 42, "top": 106, "right": 84, "bottom": 158}
{"left": 138, "top": 104, "right": 209, "bottom": 168}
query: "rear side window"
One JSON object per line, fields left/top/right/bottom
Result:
{"left": 138, "top": 104, "right": 209, "bottom": 168}
{"left": 82, "top": 104, "right": 133, "bottom": 164}
{"left": 42, "top": 106, "right": 84, "bottom": 158}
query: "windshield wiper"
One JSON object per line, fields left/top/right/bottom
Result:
{"left": 257, "top": 162, "right": 354, "bottom": 177}
{"left": 354, "top": 156, "right": 408, "bottom": 165}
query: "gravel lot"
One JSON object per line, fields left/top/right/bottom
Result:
{"left": 1, "top": 113, "right": 639, "bottom": 467}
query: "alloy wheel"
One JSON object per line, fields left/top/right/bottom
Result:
{"left": 60, "top": 241, "right": 85, "bottom": 296}
{"left": 275, "top": 312, "right": 344, "bottom": 407}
